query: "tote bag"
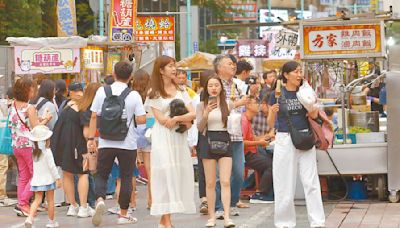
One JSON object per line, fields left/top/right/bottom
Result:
{"left": 0, "top": 114, "right": 13, "bottom": 155}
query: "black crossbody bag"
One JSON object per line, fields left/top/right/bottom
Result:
{"left": 280, "top": 89, "right": 315, "bottom": 151}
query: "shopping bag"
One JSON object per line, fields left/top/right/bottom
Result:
{"left": 0, "top": 115, "right": 13, "bottom": 155}
{"left": 296, "top": 80, "right": 320, "bottom": 112}
{"left": 227, "top": 111, "right": 242, "bottom": 136}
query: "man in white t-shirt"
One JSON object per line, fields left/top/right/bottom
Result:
{"left": 233, "top": 60, "right": 254, "bottom": 96}
{"left": 87, "top": 61, "right": 146, "bottom": 226}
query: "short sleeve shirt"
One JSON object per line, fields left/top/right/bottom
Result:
{"left": 268, "top": 88, "right": 309, "bottom": 133}
{"left": 221, "top": 78, "right": 243, "bottom": 141}
{"left": 9, "top": 103, "right": 33, "bottom": 149}
{"left": 91, "top": 81, "right": 146, "bottom": 150}
{"left": 241, "top": 113, "right": 257, "bottom": 155}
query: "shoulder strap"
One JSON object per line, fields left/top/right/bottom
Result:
{"left": 36, "top": 98, "right": 49, "bottom": 111}
{"left": 104, "top": 85, "right": 113, "bottom": 98}
{"left": 119, "top": 87, "right": 131, "bottom": 101}
{"left": 14, "top": 102, "right": 30, "bottom": 130}
{"left": 280, "top": 88, "right": 295, "bottom": 129}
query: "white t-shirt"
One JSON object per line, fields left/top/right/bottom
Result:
{"left": 233, "top": 78, "right": 247, "bottom": 96}
{"left": 91, "top": 81, "right": 146, "bottom": 150}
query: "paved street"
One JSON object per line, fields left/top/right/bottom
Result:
{"left": 2, "top": 184, "right": 400, "bottom": 228}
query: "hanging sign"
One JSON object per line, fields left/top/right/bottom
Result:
{"left": 57, "top": 0, "right": 78, "bottom": 36}
{"left": 300, "top": 20, "right": 385, "bottom": 59}
{"left": 135, "top": 16, "right": 175, "bottom": 42}
{"left": 83, "top": 48, "right": 104, "bottom": 70}
{"left": 14, "top": 46, "right": 80, "bottom": 75}
{"left": 275, "top": 31, "right": 298, "bottom": 50}
{"left": 109, "top": 0, "right": 137, "bottom": 42}
{"left": 236, "top": 40, "right": 269, "bottom": 58}
{"left": 263, "top": 31, "right": 297, "bottom": 60}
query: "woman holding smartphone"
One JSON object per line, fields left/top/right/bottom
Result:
{"left": 197, "top": 76, "right": 235, "bottom": 227}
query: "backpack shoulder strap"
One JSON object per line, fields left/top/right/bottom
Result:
{"left": 104, "top": 85, "right": 113, "bottom": 98}
{"left": 119, "top": 87, "right": 131, "bottom": 101}
{"left": 36, "top": 98, "right": 49, "bottom": 111}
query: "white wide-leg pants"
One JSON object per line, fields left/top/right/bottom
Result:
{"left": 273, "top": 132, "right": 325, "bottom": 228}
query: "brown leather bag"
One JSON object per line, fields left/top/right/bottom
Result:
{"left": 308, "top": 110, "right": 334, "bottom": 150}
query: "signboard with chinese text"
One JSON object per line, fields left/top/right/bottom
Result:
{"left": 83, "top": 48, "right": 104, "bottom": 70}
{"left": 300, "top": 20, "right": 385, "bottom": 59}
{"left": 226, "top": 3, "right": 257, "bottom": 21}
{"left": 109, "top": 0, "right": 137, "bottom": 42}
{"left": 57, "top": 0, "right": 77, "bottom": 36}
{"left": 135, "top": 16, "right": 175, "bottom": 42}
{"left": 263, "top": 31, "right": 297, "bottom": 60}
{"left": 14, "top": 46, "right": 80, "bottom": 75}
{"left": 237, "top": 40, "right": 269, "bottom": 58}
{"left": 275, "top": 31, "right": 298, "bottom": 50}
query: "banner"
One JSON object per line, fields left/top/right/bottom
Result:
{"left": 236, "top": 40, "right": 269, "bottom": 58}
{"left": 263, "top": 31, "right": 297, "bottom": 60}
{"left": 106, "top": 53, "right": 122, "bottom": 75}
{"left": 57, "top": 0, "right": 77, "bottom": 36}
{"left": 109, "top": 0, "right": 137, "bottom": 42}
{"left": 300, "top": 20, "right": 385, "bottom": 59}
{"left": 14, "top": 46, "right": 80, "bottom": 75}
{"left": 135, "top": 16, "right": 175, "bottom": 42}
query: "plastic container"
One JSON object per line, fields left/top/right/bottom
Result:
{"left": 347, "top": 180, "right": 368, "bottom": 200}
{"left": 336, "top": 133, "right": 357, "bottom": 144}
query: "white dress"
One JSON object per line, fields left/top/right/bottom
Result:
{"left": 145, "top": 90, "right": 196, "bottom": 216}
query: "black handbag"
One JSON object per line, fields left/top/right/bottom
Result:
{"left": 281, "top": 90, "right": 315, "bottom": 151}
{"left": 207, "top": 131, "right": 231, "bottom": 155}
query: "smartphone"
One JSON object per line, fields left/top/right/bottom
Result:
{"left": 208, "top": 96, "right": 217, "bottom": 105}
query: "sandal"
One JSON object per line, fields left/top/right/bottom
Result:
{"left": 236, "top": 201, "right": 249, "bottom": 208}
{"left": 224, "top": 219, "right": 236, "bottom": 228}
{"left": 205, "top": 219, "right": 216, "bottom": 227}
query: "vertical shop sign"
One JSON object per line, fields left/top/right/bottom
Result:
{"left": 57, "top": 0, "right": 77, "bottom": 36}
{"left": 83, "top": 48, "right": 104, "bottom": 70}
{"left": 135, "top": 16, "right": 175, "bottom": 42}
{"left": 109, "top": 0, "right": 137, "bottom": 42}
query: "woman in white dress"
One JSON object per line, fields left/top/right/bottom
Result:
{"left": 145, "top": 55, "right": 196, "bottom": 228}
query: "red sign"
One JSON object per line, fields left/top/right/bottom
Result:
{"left": 109, "top": 0, "right": 137, "bottom": 42}
{"left": 135, "top": 16, "right": 175, "bottom": 42}
{"left": 226, "top": 4, "right": 257, "bottom": 21}
{"left": 237, "top": 40, "right": 269, "bottom": 58}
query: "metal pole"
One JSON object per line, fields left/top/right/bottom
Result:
{"left": 186, "top": 0, "right": 192, "bottom": 57}
{"left": 268, "top": 0, "right": 271, "bottom": 22}
{"left": 99, "top": 0, "right": 104, "bottom": 36}
{"left": 301, "top": 0, "right": 304, "bottom": 19}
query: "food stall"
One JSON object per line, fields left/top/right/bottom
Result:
{"left": 299, "top": 18, "right": 400, "bottom": 201}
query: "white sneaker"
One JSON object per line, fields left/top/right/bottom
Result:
{"left": 105, "top": 194, "right": 114, "bottom": 200}
{"left": 77, "top": 205, "right": 95, "bottom": 218}
{"left": 46, "top": 220, "right": 59, "bottom": 228}
{"left": 24, "top": 217, "right": 33, "bottom": 228}
{"left": 107, "top": 205, "right": 120, "bottom": 214}
{"left": 117, "top": 215, "right": 138, "bottom": 225}
{"left": 230, "top": 207, "right": 240, "bottom": 216}
{"left": 0, "top": 198, "right": 17, "bottom": 207}
{"left": 215, "top": 210, "right": 224, "bottom": 220}
{"left": 66, "top": 204, "right": 79, "bottom": 216}
{"left": 92, "top": 200, "right": 106, "bottom": 227}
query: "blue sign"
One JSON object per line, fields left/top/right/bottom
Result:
{"left": 193, "top": 41, "right": 199, "bottom": 53}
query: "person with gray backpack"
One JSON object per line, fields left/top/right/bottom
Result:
{"left": 87, "top": 61, "right": 146, "bottom": 226}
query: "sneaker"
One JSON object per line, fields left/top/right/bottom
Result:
{"left": 215, "top": 210, "right": 224, "bottom": 220}
{"left": 66, "top": 204, "right": 79, "bottom": 216}
{"left": 0, "top": 198, "right": 17, "bottom": 207}
{"left": 24, "top": 217, "right": 33, "bottom": 228}
{"left": 46, "top": 220, "right": 59, "bottom": 228}
{"left": 14, "top": 205, "right": 23, "bottom": 216}
{"left": 19, "top": 204, "right": 30, "bottom": 217}
{"left": 230, "top": 207, "right": 240, "bottom": 216}
{"left": 117, "top": 215, "right": 138, "bottom": 225}
{"left": 77, "top": 205, "right": 95, "bottom": 218}
{"left": 199, "top": 201, "right": 208, "bottom": 215}
{"left": 128, "top": 207, "right": 136, "bottom": 214}
{"left": 37, "top": 204, "right": 47, "bottom": 212}
{"left": 249, "top": 192, "right": 274, "bottom": 204}
{"left": 92, "top": 200, "right": 106, "bottom": 227}
{"left": 107, "top": 205, "right": 120, "bottom": 214}
{"left": 105, "top": 194, "right": 114, "bottom": 200}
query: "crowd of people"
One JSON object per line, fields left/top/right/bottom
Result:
{"left": 0, "top": 55, "right": 327, "bottom": 228}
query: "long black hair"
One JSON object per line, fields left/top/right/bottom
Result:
{"left": 31, "top": 79, "right": 55, "bottom": 104}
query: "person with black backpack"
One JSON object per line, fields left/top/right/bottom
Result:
{"left": 87, "top": 61, "right": 146, "bottom": 226}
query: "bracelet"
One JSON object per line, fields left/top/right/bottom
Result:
{"left": 87, "top": 138, "right": 95, "bottom": 141}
